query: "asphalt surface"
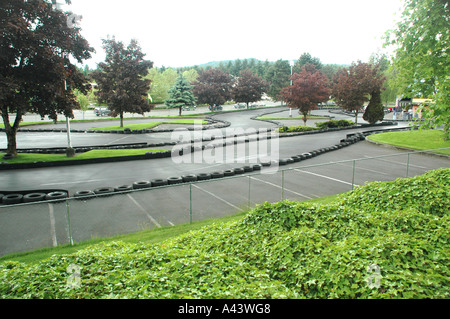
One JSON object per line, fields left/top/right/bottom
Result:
{"left": 0, "top": 106, "right": 448, "bottom": 256}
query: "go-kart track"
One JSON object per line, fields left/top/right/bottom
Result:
{"left": 1, "top": 105, "right": 449, "bottom": 256}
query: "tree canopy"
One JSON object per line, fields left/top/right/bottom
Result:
{"left": 91, "top": 37, "right": 153, "bottom": 127}
{"left": 232, "top": 69, "right": 268, "bottom": 108}
{"left": 332, "top": 61, "right": 385, "bottom": 125}
{"left": 385, "top": 0, "right": 449, "bottom": 139}
{"left": 165, "top": 75, "right": 197, "bottom": 116}
{"left": 192, "top": 68, "right": 232, "bottom": 107}
{"left": 279, "top": 64, "right": 331, "bottom": 125}
{"left": 0, "top": 0, "right": 93, "bottom": 155}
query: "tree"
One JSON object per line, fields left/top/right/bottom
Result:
{"left": 146, "top": 68, "right": 178, "bottom": 104}
{"left": 0, "top": 0, "right": 93, "bottom": 156}
{"left": 264, "top": 59, "right": 291, "bottom": 102}
{"left": 278, "top": 64, "right": 331, "bottom": 126}
{"left": 192, "top": 68, "right": 232, "bottom": 108}
{"left": 385, "top": 0, "right": 450, "bottom": 139}
{"left": 293, "top": 52, "right": 323, "bottom": 73}
{"left": 182, "top": 69, "right": 199, "bottom": 84}
{"left": 165, "top": 75, "right": 196, "bottom": 116}
{"left": 231, "top": 69, "right": 268, "bottom": 109}
{"left": 91, "top": 38, "right": 153, "bottom": 127}
{"left": 363, "top": 90, "right": 385, "bottom": 124}
{"left": 332, "top": 61, "right": 384, "bottom": 125}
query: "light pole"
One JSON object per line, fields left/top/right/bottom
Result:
{"left": 289, "top": 60, "right": 294, "bottom": 117}
{"left": 52, "top": 0, "right": 75, "bottom": 157}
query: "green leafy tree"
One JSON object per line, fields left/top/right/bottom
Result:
{"left": 92, "top": 38, "right": 153, "bottom": 127}
{"left": 165, "top": 75, "right": 197, "bottom": 116}
{"left": 146, "top": 68, "right": 178, "bottom": 104}
{"left": 264, "top": 59, "right": 291, "bottom": 102}
{"left": 293, "top": 52, "right": 323, "bottom": 73}
{"left": 385, "top": 0, "right": 450, "bottom": 139}
{"left": 0, "top": 0, "right": 93, "bottom": 156}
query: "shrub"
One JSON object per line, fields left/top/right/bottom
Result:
{"left": 315, "top": 119, "right": 355, "bottom": 129}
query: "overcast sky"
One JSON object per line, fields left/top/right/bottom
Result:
{"left": 65, "top": 0, "right": 404, "bottom": 68}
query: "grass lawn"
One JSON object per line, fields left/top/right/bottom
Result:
{"left": 0, "top": 148, "right": 169, "bottom": 164}
{"left": 89, "top": 119, "right": 207, "bottom": 131}
{"left": 257, "top": 116, "right": 329, "bottom": 120}
{"left": 0, "top": 194, "right": 339, "bottom": 264}
{"left": 367, "top": 129, "right": 450, "bottom": 155}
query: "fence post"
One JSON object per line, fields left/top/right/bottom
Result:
{"left": 189, "top": 183, "right": 192, "bottom": 224}
{"left": 352, "top": 160, "right": 356, "bottom": 190}
{"left": 248, "top": 175, "right": 251, "bottom": 210}
{"left": 66, "top": 198, "right": 73, "bottom": 246}
{"left": 406, "top": 153, "right": 410, "bottom": 178}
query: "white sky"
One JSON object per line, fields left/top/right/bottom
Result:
{"left": 64, "top": 0, "right": 404, "bottom": 68}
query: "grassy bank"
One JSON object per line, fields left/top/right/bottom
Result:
{"left": 89, "top": 119, "right": 208, "bottom": 131}
{"left": 1, "top": 169, "right": 448, "bottom": 298}
{"left": 367, "top": 129, "right": 450, "bottom": 155}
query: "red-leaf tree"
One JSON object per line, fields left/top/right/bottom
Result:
{"left": 331, "top": 61, "right": 385, "bottom": 125}
{"left": 1, "top": 0, "right": 93, "bottom": 156}
{"left": 231, "top": 69, "right": 268, "bottom": 109}
{"left": 192, "top": 68, "right": 232, "bottom": 108}
{"left": 278, "top": 64, "right": 331, "bottom": 126}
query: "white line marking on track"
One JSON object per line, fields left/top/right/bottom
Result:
{"left": 336, "top": 163, "right": 388, "bottom": 175}
{"left": 249, "top": 176, "right": 313, "bottom": 200}
{"left": 363, "top": 155, "right": 428, "bottom": 169}
{"left": 48, "top": 204, "right": 58, "bottom": 247}
{"left": 191, "top": 184, "right": 244, "bottom": 211}
{"left": 127, "top": 194, "right": 161, "bottom": 228}
{"left": 295, "top": 169, "right": 358, "bottom": 187}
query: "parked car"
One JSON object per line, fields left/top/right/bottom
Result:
{"left": 234, "top": 103, "right": 246, "bottom": 109}
{"left": 209, "top": 104, "right": 223, "bottom": 111}
{"left": 94, "top": 107, "right": 112, "bottom": 117}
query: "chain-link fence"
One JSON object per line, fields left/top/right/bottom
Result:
{"left": 1, "top": 147, "right": 449, "bottom": 257}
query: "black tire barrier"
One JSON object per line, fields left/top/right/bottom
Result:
{"left": 197, "top": 173, "right": 211, "bottom": 181}
{"left": 132, "top": 181, "right": 152, "bottom": 189}
{"left": 94, "top": 187, "right": 115, "bottom": 196}
{"left": 45, "top": 191, "right": 68, "bottom": 201}
{"left": 181, "top": 174, "right": 197, "bottom": 182}
{"left": 210, "top": 171, "right": 225, "bottom": 179}
{"left": 224, "top": 169, "right": 235, "bottom": 177}
{"left": 234, "top": 168, "right": 245, "bottom": 174}
{"left": 2, "top": 194, "right": 23, "bottom": 205}
{"left": 302, "top": 153, "right": 312, "bottom": 159}
{"left": 151, "top": 179, "right": 169, "bottom": 187}
{"left": 243, "top": 166, "right": 253, "bottom": 172}
{"left": 291, "top": 156, "right": 301, "bottom": 162}
{"left": 23, "top": 193, "right": 47, "bottom": 203}
{"left": 74, "top": 190, "right": 96, "bottom": 199}
{"left": 114, "top": 185, "right": 133, "bottom": 192}
{"left": 0, "top": 194, "right": 4, "bottom": 202}
{"left": 252, "top": 164, "right": 262, "bottom": 170}
{"left": 278, "top": 159, "right": 287, "bottom": 166}
{"left": 285, "top": 158, "right": 294, "bottom": 164}
{"left": 261, "top": 161, "right": 271, "bottom": 167}
{"left": 167, "top": 177, "right": 183, "bottom": 185}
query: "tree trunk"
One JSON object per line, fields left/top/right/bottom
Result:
{"left": 1, "top": 109, "right": 22, "bottom": 156}
{"left": 179, "top": 106, "right": 182, "bottom": 116}
{"left": 120, "top": 111, "right": 124, "bottom": 128}
{"left": 355, "top": 109, "right": 359, "bottom": 125}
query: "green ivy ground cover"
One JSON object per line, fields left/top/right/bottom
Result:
{"left": 1, "top": 168, "right": 448, "bottom": 299}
